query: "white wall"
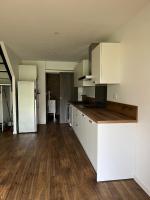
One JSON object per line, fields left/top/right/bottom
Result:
{"left": 22, "top": 60, "right": 77, "bottom": 124}
{"left": 107, "top": 3, "right": 150, "bottom": 195}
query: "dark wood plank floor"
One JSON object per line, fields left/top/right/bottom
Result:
{"left": 0, "top": 124, "right": 149, "bottom": 200}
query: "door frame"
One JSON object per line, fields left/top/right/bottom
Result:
{"left": 45, "top": 70, "right": 74, "bottom": 123}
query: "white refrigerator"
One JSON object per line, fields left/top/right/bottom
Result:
{"left": 18, "top": 81, "right": 37, "bottom": 133}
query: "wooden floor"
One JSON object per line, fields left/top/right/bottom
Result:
{"left": 0, "top": 123, "right": 149, "bottom": 200}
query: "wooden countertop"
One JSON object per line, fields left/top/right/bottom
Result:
{"left": 71, "top": 103, "right": 138, "bottom": 124}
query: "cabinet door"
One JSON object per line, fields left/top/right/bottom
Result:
{"left": 19, "top": 65, "right": 37, "bottom": 81}
{"left": 100, "top": 43, "right": 120, "bottom": 84}
{"left": 97, "top": 124, "right": 136, "bottom": 181}
{"left": 75, "top": 109, "right": 81, "bottom": 138}
{"left": 83, "top": 115, "right": 98, "bottom": 171}
{"left": 72, "top": 106, "right": 77, "bottom": 131}
{"left": 68, "top": 104, "right": 73, "bottom": 126}
{"left": 91, "top": 44, "right": 101, "bottom": 84}
{"left": 91, "top": 43, "right": 121, "bottom": 84}
{"left": 77, "top": 112, "right": 86, "bottom": 146}
{"left": 72, "top": 106, "right": 80, "bottom": 137}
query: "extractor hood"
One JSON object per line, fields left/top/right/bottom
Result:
{"left": 78, "top": 43, "right": 99, "bottom": 81}
{"left": 78, "top": 75, "right": 92, "bottom": 80}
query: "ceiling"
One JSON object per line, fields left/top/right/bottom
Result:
{"left": 0, "top": 0, "right": 149, "bottom": 61}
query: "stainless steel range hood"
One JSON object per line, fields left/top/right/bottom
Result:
{"left": 78, "top": 43, "right": 99, "bottom": 81}
{"left": 78, "top": 75, "right": 92, "bottom": 80}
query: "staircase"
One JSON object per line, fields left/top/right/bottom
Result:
{"left": 0, "top": 47, "right": 12, "bottom": 85}
{"left": 0, "top": 46, "right": 12, "bottom": 132}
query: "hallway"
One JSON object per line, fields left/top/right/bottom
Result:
{"left": 0, "top": 124, "right": 149, "bottom": 200}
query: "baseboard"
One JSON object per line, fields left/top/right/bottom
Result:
{"left": 134, "top": 176, "right": 150, "bottom": 196}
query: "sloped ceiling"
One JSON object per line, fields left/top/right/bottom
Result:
{"left": 0, "top": 0, "right": 149, "bottom": 61}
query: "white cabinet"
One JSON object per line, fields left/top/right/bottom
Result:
{"left": 92, "top": 43, "right": 121, "bottom": 84}
{"left": 19, "top": 65, "right": 37, "bottom": 81}
{"left": 74, "top": 60, "right": 94, "bottom": 87}
{"left": 97, "top": 124, "right": 136, "bottom": 182}
{"left": 72, "top": 107, "right": 97, "bottom": 171}
{"left": 72, "top": 106, "right": 97, "bottom": 171}
{"left": 71, "top": 105, "right": 136, "bottom": 182}
{"left": 68, "top": 104, "right": 73, "bottom": 126}
{"left": 81, "top": 114, "right": 98, "bottom": 171}
{"left": 72, "top": 106, "right": 80, "bottom": 135}
{"left": 76, "top": 110, "right": 83, "bottom": 140}
{"left": 72, "top": 106, "right": 77, "bottom": 131}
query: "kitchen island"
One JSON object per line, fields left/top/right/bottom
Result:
{"left": 69, "top": 101, "right": 138, "bottom": 182}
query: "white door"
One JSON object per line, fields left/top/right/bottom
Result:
{"left": 18, "top": 81, "right": 36, "bottom": 133}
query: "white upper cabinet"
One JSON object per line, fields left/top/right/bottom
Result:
{"left": 19, "top": 65, "right": 37, "bottom": 81}
{"left": 74, "top": 60, "right": 94, "bottom": 87}
{"left": 91, "top": 43, "right": 121, "bottom": 84}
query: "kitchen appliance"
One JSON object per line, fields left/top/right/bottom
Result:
{"left": 48, "top": 100, "right": 56, "bottom": 121}
{"left": 18, "top": 81, "right": 37, "bottom": 133}
{"left": 78, "top": 43, "right": 99, "bottom": 80}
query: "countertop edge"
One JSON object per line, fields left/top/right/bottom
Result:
{"left": 70, "top": 103, "right": 137, "bottom": 124}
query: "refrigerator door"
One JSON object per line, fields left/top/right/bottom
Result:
{"left": 34, "top": 99, "right": 37, "bottom": 132}
{"left": 18, "top": 81, "right": 37, "bottom": 133}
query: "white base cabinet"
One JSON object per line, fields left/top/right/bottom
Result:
{"left": 71, "top": 105, "right": 136, "bottom": 182}
{"left": 83, "top": 115, "right": 98, "bottom": 171}
{"left": 68, "top": 104, "right": 73, "bottom": 126}
{"left": 97, "top": 124, "right": 136, "bottom": 181}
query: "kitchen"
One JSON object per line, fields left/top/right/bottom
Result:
{"left": 19, "top": 41, "right": 138, "bottom": 181}
{"left": 16, "top": 41, "right": 148, "bottom": 199}
{"left": 68, "top": 42, "right": 138, "bottom": 182}
{"left": 0, "top": 0, "right": 150, "bottom": 199}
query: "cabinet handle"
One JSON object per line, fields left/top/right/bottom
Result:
{"left": 89, "top": 120, "right": 93, "bottom": 124}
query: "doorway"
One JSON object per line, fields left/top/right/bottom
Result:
{"left": 46, "top": 73, "right": 60, "bottom": 123}
{"left": 0, "top": 85, "right": 13, "bottom": 133}
{"left": 46, "top": 72, "right": 74, "bottom": 124}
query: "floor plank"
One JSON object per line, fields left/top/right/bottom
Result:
{"left": 0, "top": 124, "right": 149, "bottom": 200}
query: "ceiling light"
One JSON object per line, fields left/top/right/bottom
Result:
{"left": 54, "top": 32, "right": 60, "bottom": 35}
